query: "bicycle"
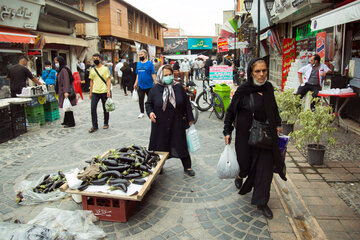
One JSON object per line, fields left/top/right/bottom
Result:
{"left": 195, "top": 77, "right": 225, "bottom": 119}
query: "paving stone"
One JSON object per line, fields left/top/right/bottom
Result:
{"left": 161, "top": 230, "right": 175, "bottom": 238}
{"left": 217, "top": 233, "right": 232, "bottom": 240}
{"left": 171, "top": 224, "right": 186, "bottom": 234}
{"left": 208, "top": 228, "right": 222, "bottom": 237}
{"left": 235, "top": 222, "right": 250, "bottom": 231}
{"left": 221, "top": 225, "right": 236, "bottom": 233}
{"left": 232, "top": 230, "right": 246, "bottom": 239}
{"left": 244, "top": 234, "right": 258, "bottom": 240}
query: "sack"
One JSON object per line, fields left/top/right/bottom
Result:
{"left": 132, "top": 90, "right": 139, "bottom": 102}
{"left": 63, "top": 98, "right": 72, "bottom": 112}
{"left": 105, "top": 98, "right": 115, "bottom": 112}
{"left": 248, "top": 119, "right": 273, "bottom": 149}
{"left": 217, "top": 145, "right": 239, "bottom": 179}
{"left": 182, "top": 115, "right": 190, "bottom": 129}
{"left": 186, "top": 125, "right": 200, "bottom": 152}
{"left": 68, "top": 87, "right": 76, "bottom": 101}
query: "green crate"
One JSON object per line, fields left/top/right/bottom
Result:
{"left": 26, "top": 113, "right": 46, "bottom": 125}
{"left": 45, "top": 109, "right": 60, "bottom": 121}
{"left": 25, "top": 105, "right": 44, "bottom": 117}
{"left": 44, "top": 101, "right": 59, "bottom": 112}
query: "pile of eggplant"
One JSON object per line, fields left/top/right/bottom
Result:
{"left": 32, "top": 171, "right": 66, "bottom": 194}
{"left": 78, "top": 145, "right": 160, "bottom": 193}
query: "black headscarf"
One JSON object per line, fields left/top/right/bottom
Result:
{"left": 232, "top": 57, "right": 287, "bottom": 181}
{"left": 56, "top": 56, "right": 74, "bottom": 84}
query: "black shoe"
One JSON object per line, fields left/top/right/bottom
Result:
{"left": 64, "top": 124, "right": 75, "bottom": 128}
{"left": 184, "top": 169, "right": 195, "bottom": 177}
{"left": 257, "top": 205, "right": 273, "bottom": 219}
{"left": 160, "top": 168, "right": 164, "bottom": 175}
{"left": 88, "top": 127, "right": 98, "bottom": 133}
{"left": 61, "top": 122, "right": 66, "bottom": 125}
{"left": 234, "top": 177, "right": 243, "bottom": 189}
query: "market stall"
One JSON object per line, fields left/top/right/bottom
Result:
{"left": 60, "top": 147, "right": 169, "bottom": 222}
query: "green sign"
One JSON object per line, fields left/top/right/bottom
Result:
{"left": 176, "top": 52, "right": 181, "bottom": 55}
{"left": 296, "top": 23, "right": 320, "bottom": 41}
{"left": 188, "top": 38, "right": 213, "bottom": 50}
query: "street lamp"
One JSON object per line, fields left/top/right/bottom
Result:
{"left": 244, "top": 0, "right": 274, "bottom": 57}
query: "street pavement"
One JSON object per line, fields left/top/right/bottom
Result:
{"left": 0, "top": 81, "right": 359, "bottom": 240}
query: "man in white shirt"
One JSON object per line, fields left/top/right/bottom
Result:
{"left": 297, "top": 54, "right": 331, "bottom": 98}
{"left": 194, "top": 58, "right": 200, "bottom": 79}
{"left": 180, "top": 58, "right": 191, "bottom": 83}
{"left": 114, "top": 60, "right": 123, "bottom": 87}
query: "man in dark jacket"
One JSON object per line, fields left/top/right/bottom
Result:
{"left": 7, "top": 56, "right": 42, "bottom": 97}
{"left": 204, "top": 57, "right": 213, "bottom": 78}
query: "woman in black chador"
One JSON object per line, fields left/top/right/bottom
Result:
{"left": 145, "top": 64, "right": 195, "bottom": 176}
{"left": 223, "top": 58, "right": 287, "bottom": 219}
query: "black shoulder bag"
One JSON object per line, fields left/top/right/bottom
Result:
{"left": 247, "top": 93, "right": 273, "bottom": 150}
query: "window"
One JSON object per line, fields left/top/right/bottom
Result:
{"left": 140, "top": 15, "right": 143, "bottom": 33}
{"left": 116, "top": 9, "right": 121, "bottom": 26}
{"left": 128, "top": 10, "right": 134, "bottom": 31}
{"left": 135, "top": 13, "right": 139, "bottom": 33}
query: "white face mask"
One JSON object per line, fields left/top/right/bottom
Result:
{"left": 253, "top": 79, "right": 267, "bottom": 86}
{"left": 55, "top": 63, "right": 60, "bottom": 68}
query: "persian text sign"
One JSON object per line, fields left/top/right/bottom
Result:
{"left": 217, "top": 39, "right": 228, "bottom": 52}
{"left": 316, "top": 32, "right": 326, "bottom": 61}
{"left": 210, "top": 66, "right": 233, "bottom": 85}
{"left": 188, "top": 38, "right": 213, "bottom": 50}
{"left": 281, "top": 38, "right": 296, "bottom": 91}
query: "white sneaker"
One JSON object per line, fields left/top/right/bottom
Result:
{"left": 137, "top": 113, "right": 144, "bottom": 119}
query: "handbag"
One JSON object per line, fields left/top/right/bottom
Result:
{"left": 68, "top": 87, "right": 76, "bottom": 101}
{"left": 248, "top": 93, "right": 273, "bottom": 150}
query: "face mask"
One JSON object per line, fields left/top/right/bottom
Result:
{"left": 253, "top": 79, "right": 267, "bottom": 86}
{"left": 45, "top": 67, "right": 51, "bottom": 71}
{"left": 94, "top": 60, "right": 100, "bottom": 65}
{"left": 55, "top": 63, "right": 59, "bottom": 68}
{"left": 140, "top": 56, "right": 145, "bottom": 61}
{"left": 163, "top": 75, "right": 174, "bottom": 85}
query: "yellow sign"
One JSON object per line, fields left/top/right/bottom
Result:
{"left": 38, "top": 96, "right": 46, "bottom": 104}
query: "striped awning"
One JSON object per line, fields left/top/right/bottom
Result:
{"left": 0, "top": 28, "right": 36, "bottom": 44}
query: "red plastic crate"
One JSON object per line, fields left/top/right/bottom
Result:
{"left": 82, "top": 195, "right": 137, "bottom": 222}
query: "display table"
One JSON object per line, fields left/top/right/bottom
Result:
{"left": 60, "top": 151, "right": 169, "bottom": 222}
{"left": 318, "top": 92, "right": 357, "bottom": 132}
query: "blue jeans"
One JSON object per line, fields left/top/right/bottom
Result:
{"left": 91, "top": 92, "right": 109, "bottom": 128}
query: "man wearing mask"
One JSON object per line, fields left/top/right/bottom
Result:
{"left": 180, "top": 58, "right": 191, "bottom": 83}
{"left": 7, "top": 56, "right": 42, "bottom": 97}
{"left": 88, "top": 53, "right": 112, "bottom": 133}
{"left": 296, "top": 54, "right": 331, "bottom": 99}
{"left": 134, "top": 49, "right": 156, "bottom": 119}
{"left": 41, "top": 61, "right": 57, "bottom": 85}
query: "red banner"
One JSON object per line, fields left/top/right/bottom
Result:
{"left": 281, "top": 38, "right": 296, "bottom": 91}
{"left": 316, "top": 32, "right": 326, "bottom": 61}
{"left": 217, "top": 38, "right": 228, "bottom": 53}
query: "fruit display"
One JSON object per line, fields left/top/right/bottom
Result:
{"left": 78, "top": 145, "right": 160, "bottom": 192}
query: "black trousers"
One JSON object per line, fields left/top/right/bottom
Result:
{"left": 91, "top": 92, "right": 109, "bottom": 128}
{"left": 296, "top": 83, "right": 321, "bottom": 99}
{"left": 11, "top": 89, "right": 21, "bottom": 97}
{"left": 251, "top": 149, "right": 273, "bottom": 206}
{"left": 138, "top": 87, "right": 151, "bottom": 113}
{"left": 180, "top": 156, "right": 191, "bottom": 170}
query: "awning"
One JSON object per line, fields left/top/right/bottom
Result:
{"left": 0, "top": 28, "right": 36, "bottom": 44}
{"left": 40, "top": 32, "right": 88, "bottom": 47}
{"left": 311, "top": 1, "right": 360, "bottom": 31}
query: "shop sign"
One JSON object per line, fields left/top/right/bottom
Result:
{"left": 0, "top": 1, "right": 42, "bottom": 30}
{"left": 164, "top": 38, "right": 188, "bottom": 53}
{"left": 316, "top": 32, "right": 326, "bottom": 61}
{"left": 188, "top": 38, "right": 213, "bottom": 50}
{"left": 281, "top": 38, "right": 296, "bottom": 91}
{"left": 209, "top": 65, "right": 233, "bottom": 85}
{"left": 218, "top": 38, "right": 228, "bottom": 53}
{"left": 295, "top": 23, "right": 320, "bottom": 41}
{"left": 28, "top": 49, "right": 42, "bottom": 56}
{"left": 292, "top": 0, "right": 305, "bottom": 8}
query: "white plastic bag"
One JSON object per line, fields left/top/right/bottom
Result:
{"left": 63, "top": 98, "right": 72, "bottom": 112}
{"left": 132, "top": 89, "right": 139, "bottom": 102}
{"left": 27, "top": 208, "right": 106, "bottom": 240}
{"left": 217, "top": 145, "right": 239, "bottom": 179}
{"left": 105, "top": 97, "right": 115, "bottom": 112}
{"left": 14, "top": 173, "right": 68, "bottom": 205}
{"left": 186, "top": 125, "right": 200, "bottom": 152}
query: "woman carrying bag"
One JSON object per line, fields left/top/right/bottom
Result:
{"left": 55, "top": 56, "right": 76, "bottom": 128}
{"left": 145, "top": 65, "right": 196, "bottom": 177}
{"left": 223, "top": 58, "right": 286, "bottom": 219}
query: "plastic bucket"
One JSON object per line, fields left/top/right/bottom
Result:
{"left": 214, "top": 84, "right": 231, "bottom": 112}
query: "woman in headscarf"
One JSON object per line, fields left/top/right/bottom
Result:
{"left": 145, "top": 64, "right": 195, "bottom": 176}
{"left": 120, "top": 62, "right": 134, "bottom": 96}
{"left": 223, "top": 58, "right": 287, "bottom": 219}
{"left": 55, "top": 55, "right": 76, "bottom": 128}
